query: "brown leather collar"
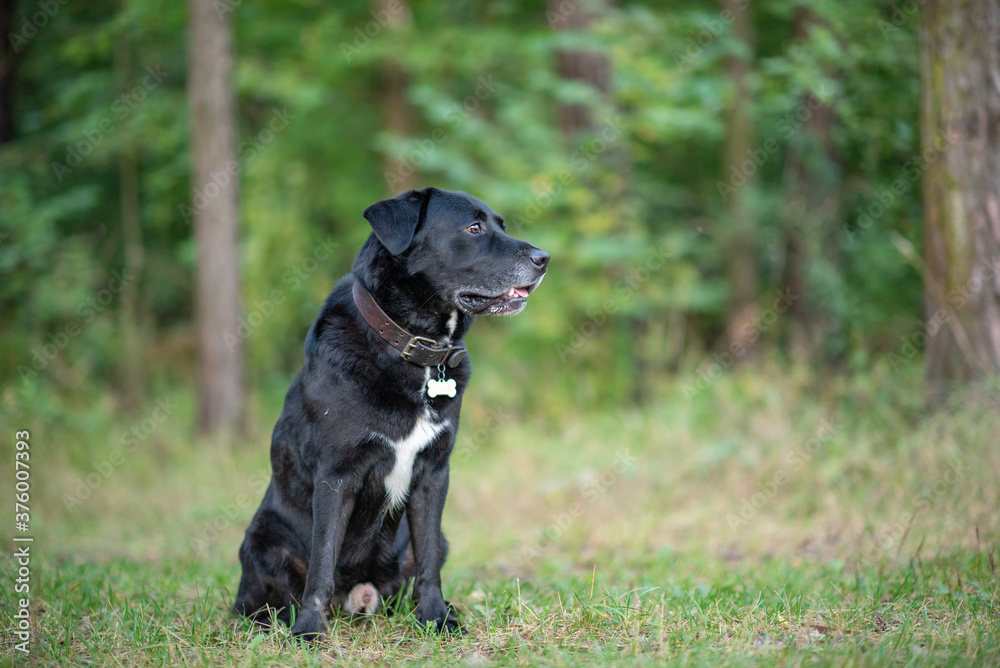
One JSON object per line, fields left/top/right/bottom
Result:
{"left": 352, "top": 279, "right": 467, "bottom": 368}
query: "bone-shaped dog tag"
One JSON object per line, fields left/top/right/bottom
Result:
{"left": 426, "top": 378, "right": 457, "bottom": 398}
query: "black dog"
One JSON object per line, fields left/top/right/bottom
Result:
{"left": 234, "top": 187, "right": 549, "bottom": 640}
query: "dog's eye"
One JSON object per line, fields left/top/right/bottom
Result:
{"left": 466, "top": 223, "right": 483, "bottom": 235}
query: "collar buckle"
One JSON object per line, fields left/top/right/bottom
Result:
{"left": 400, "top": 335, "right": 442, "bottom": 362}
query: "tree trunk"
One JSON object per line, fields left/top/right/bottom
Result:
{"left": 0, "top": 0, "right": 17, "bottom": 142}
{"left": 719, "top": 0, "right": 758, "bottom": 361}
{"left": 116, "top": 22, "right": 146, "bottom": 412}
{"left": 782, "top": 7, "right": 840, "bottom": 363}
{"left": 379, "top": 0, "right": 414, "bottom": 193}
{"left": 188, "top": 0, "right": 244, "bottom": 433}
{"left": 921, "top": 0, "right": 1000, "bottom": 409}
{"left": 550, "top": 1, "right": 648, "bottom": 401}
{"left": 550, "top": 0, "right": 611, "bottom": 135}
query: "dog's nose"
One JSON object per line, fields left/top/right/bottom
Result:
{"left": 529, "top": 248, "right": 550, "bottom": 270}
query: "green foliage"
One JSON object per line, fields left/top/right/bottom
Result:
{"left": 1, "top": 0, "right": 927, "bottom": 410}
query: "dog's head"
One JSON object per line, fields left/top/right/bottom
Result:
{"left": 362, "top": 188, "right": 549, "bottom": 316}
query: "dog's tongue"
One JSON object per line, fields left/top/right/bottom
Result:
{"left": 513, "top": 287, "right": 529, "bottom": 298}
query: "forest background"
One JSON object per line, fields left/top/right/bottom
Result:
{"left": 1, "top": 0, "right": 999, "bottom": 664}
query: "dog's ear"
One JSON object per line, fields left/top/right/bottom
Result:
{"left": 363, "top": 190, "right": 427, "bottom": 255}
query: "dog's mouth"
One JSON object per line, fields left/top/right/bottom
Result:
{"left": 457, "top": 284, "right": 536, "bottom": 315}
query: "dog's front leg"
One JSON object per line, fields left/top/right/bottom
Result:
{"left": 290, "top": 473, "right": 355, "bottom": 641}
{"left": 407, "top": 463, "right": 462, "bottom": 633}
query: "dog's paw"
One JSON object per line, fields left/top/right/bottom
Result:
{"left": 416, "top": 599, "right": 466, "bottom": 635}
{"left": 290, "top": 610, "right": 327, "bottom": 642}
{"left": 343, "top": 582, "right": 380, "bottom": 616}
{"left": 440, "top": 614, "right": 467, "bottom": 635}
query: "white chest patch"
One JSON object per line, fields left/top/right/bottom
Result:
{"left": 380, "top": 410, "right": 448, "bottom": 510}
{"left": 444, "top": 309, "right": 458, "bottom": 342}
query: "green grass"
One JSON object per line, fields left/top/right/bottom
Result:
{"left": 4, "top": 551, "right": 999, "bottom": 665}
{"left": 2, "top": 362, "right": 999, "bottom": 665}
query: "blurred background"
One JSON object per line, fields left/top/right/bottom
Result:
{"left": 1, "top": 0, "right": 999, "bottom": 601}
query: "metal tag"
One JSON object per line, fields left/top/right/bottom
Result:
{"left": 426, "top": 378, "right": 457, "bottom": 398}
